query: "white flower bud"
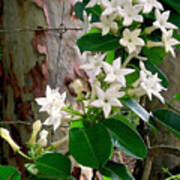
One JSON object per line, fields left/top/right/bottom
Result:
{"left": 0, "top": 128, "right": 20, "bottom": 152}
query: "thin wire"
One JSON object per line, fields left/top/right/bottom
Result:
{"left": 0, "top": 27, "right": 82, "bottom": 33}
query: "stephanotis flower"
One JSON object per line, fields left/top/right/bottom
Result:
{"left": 120, "top": 29, "right": 145, "bottom": 53}
{"left": 91, "top": 86, "right": 125, "bottom": 118}
{"left": 80, "top": 53, "right": 106, "bottom": 77}
{"left": 139, "top": 61, "right": 166, "bottom": 103}
{"left": 153, "top": 9, "right": 177, "bottom": 33}
{"left": 92, "top": 14, "right": 118, "bottom": 36}
{"left": 103, "top": 57, "right": 135, "bottom": 87}
{"left": 137, "top": 0, "right": 163, "bottom": 13}
{"left": 162, "top": 30, "right": 180, "bottom": 57}
{"left": 35, "top": 85, "right": 68, "bottom": 131}
{"left": 118, "top": 1, "right": 143, "bottom": 26}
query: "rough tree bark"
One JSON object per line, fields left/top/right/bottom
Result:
{"left": 1, "top": 0, "right": 81, "bottom": 176}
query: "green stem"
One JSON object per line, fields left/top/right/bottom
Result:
{"left": 18, "top": 151, "right": 32, "bottom": 161}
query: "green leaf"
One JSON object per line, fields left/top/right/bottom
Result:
{"left": 153, "top": 109, "right": 180, "bottom": 139}
{"left": 144, "top": 61, "right": 168, "bottom": 88}
{"left": 105, "top": 50, "right": 115, "bottom": 64}
{"left": 173, "top": 30, "right": 180, "bottom": 49}
{"left": 74, "top": 2, "right": 85, "bottom": 21}
{"left": 169, "top": 14, "right": 180, "bottom": 28}
{"left": 100, "top": 161, "right": 135, "bottom": 180}
{"left": 122, "top": 98, "right": 150, "bottom": 123}
{"left": 142, "top": 47, "right": 168, "bottom": 66}
{"left": 69, "top": 124, "right": 112, "bottom": 168}
{"left": 162, "top": 0, "right": 180, "bottom": 13}
{"left": 33, "top": 153, "right": 71, "bottom": 179}
{"left": 103, "top": 118, "right": 147, "bottom": 159}
{"left": 86, "top": 5, "right": 102, "bottom": 22}
{"left": 0, "top": 166, "right": 21, "bottom": 180}
{"left": 77, "top": 33, "right": 121, "bottom": 52}
{"left": 174, "top": 93, "right": 180, "bottom": 100}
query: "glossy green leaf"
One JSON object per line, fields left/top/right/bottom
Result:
{"left": 74, "top": 2, "right": 85, "bottom": 21}
{"left": 0, "top": 166, "right": 20, "bottom": 180}
{"left": 86, "top": 5, "right": 101, "bottom": 22}
{"left": 174, "top": 93, "right": 180, "bottom": 100}
{"left": 153, "top": 109, "right": 180, "bottom": 139}
{"left": 122, "top": 98, "right": 150, "bottom": 123}
{"left": 103, "top": 118, "right": 147, "bottom": 159}
{"left": 162, "top": 0, "right": 180, "bottom": 13}
{"left": 69, "top": 124, "right": 112, "bottom": 168}
{"left": 142, "top": 47, "right": 168, "bottom": 66}
{"left": 32, "top": 153, "right": 71, "bottom": 179}
{"left": 100, "top": 161, "right": 135, "bottom": 180}
{"left": 77, "top": 33, "right": 121, "bottom": 52}
{"left": 169, "top": 14, "right": 180, "bottom": 28}
{"left": 144, "top": 61, "right": 168, "bottom": 88}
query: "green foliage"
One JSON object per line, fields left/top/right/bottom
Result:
{"left": 142, "top": 47, "right": 168, "bottom": 66}
{"left": 77, "top": 33, "right": 121, "bottom": 52}
{"left": 173, "top": 93, "right": 180, "bottom": 101}
{"left": 69, "top": 124, "right": 112, "bottom": 168}
{"left": 100, "top": 161, "right": 135, "bottom": 180}
{"left": 153, "top": 109, "right": 180, "bottom": 139}
{"left": 162, "top": 0, "right": 180, "bottom": 13}
{"left": 0, "top": 166, "right": 21, "bottom": 180}
{"left": 26, "top": 153, "right": 71, "bottom": 179}
{"left": 103, "top": 118, "right": 147, "bottom": 159}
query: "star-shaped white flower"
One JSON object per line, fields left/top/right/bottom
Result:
{"left": 81, "top": 11, "right": 92, "bottom": 34}
{"left": 35, "top": 85, "right": 68, "bottom": 131}
{"left": 35, "top": 85, "right": 66, "bottom": 113}
{"left": 120, "top": 29, "right": 145, "bottom": 53}
{"left": 139, "top": 61, "right": 166, "bottom": 103}
{"left": 102, "top": 0, "right": 132, "bottom": 16}
{"left": 137, "top": 0, "right": 163, "bottom": 13}
{"left": 153, "top": 9, "right": 177, "bottom": 33}
{"left": 92, "top": 14, "right": 118, "bottom": 36}
{"left": 80, "top": 53, "right": 106, "bottom": 76}
{"left": 118, "top": 1, "right": 143, "bottom": 26}
{"left": 162, "top": 30, "right": 180, "bottom": 57}
{"left": 91, "top": 86, "right": 125, "bottom": 118}
{"left": 103, "top": 57, "right": 135, "bottom": 87}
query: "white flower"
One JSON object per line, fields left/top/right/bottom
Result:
{"left": 35, "top": 85, "right": 68, "bottom": 131}
{"left": 102, "top": 0, "right": 132, "bottom": 16}
{"left": 81, "top": 11, "right": 92, "bottom": 34}
{"left": 162, "top": 30, "right": 180, "bottom": 57}
{"left": 103, "top": 57, "right": 135, "bottom": 87}
{"left": 86, "top": 0, "right": 103, "bottom": 8}
{"left": 118, "top": 2, "right": 143, "bottom": 26}
{"left": 0, "top": 128, "right": 20, "bottom": 152}
{"left": 139, "top": 61, "right": 166, "bottom": 103}
{"left": 137, "top": 0, "right": 163, "bottom": 13}
{"left": 80, "top": 53, "right": 106, "bottom": 77}
{"left": 35, "top": 85, "right": 66, "bottom": 114}
{"left": 91, "top": 86, "right": 125, "bottom": 118}
{"left": 120, "top": 29, "right": 145, "bottom": 53}
{"left": 153, "top": 9, "right": 177, "bottom": 33}
{"left": 38, "top": 130, "right": 48, "bottom": 147}
{"left": 92, "top": 14, "right": 118, "bottom": 36}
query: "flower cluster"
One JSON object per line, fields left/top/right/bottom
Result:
{"left": 34, "top": 0, "right": 179, "bottom": 130}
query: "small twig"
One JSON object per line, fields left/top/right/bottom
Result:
{"left": 141, "top": 156, "right": 153, "bottom": 180}
{"left": 165, "top": 101, "right": 180, "bottom": 114}
{"left": 149, "top": 145, "right": 180, "bottom": 157}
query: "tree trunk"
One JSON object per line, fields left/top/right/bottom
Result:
{"left": 144, "top": 52, "right": 180, "bottom": 180}
{"left": 1, "top": 0, "right": 81, "bottom": 176}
